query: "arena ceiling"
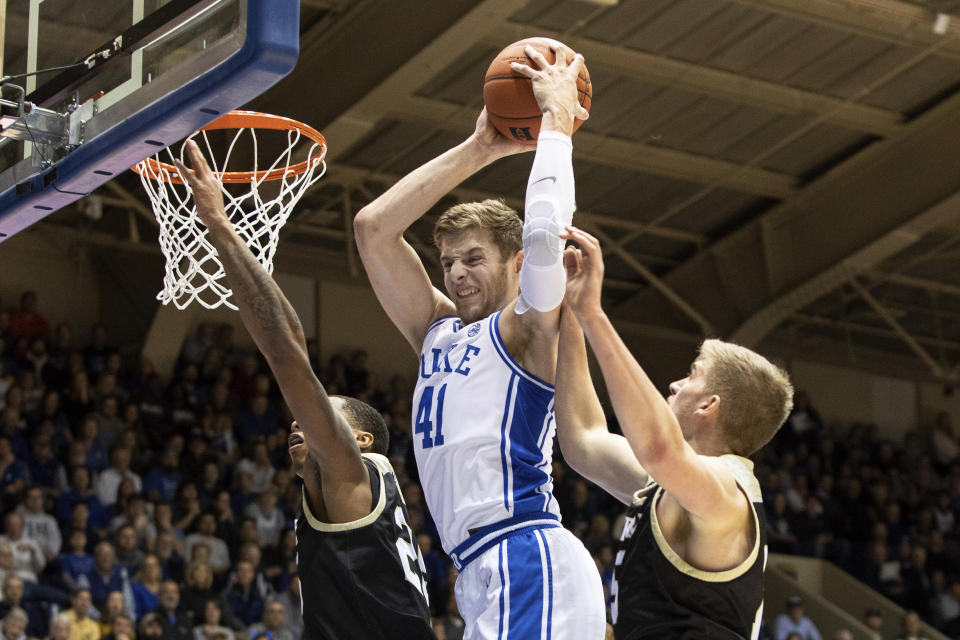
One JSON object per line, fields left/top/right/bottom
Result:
{"left": 34, "top": 0, "right": 960, "bottom": 383}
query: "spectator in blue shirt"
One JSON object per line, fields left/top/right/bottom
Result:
{"left": 78, "top": 415, "right": 108, "bottom": 474}
{"left": 0, "top": 436, "right": 27, "bottom": 499}
{"left": 235, "top": 395, "right": 277, "bottom": 442}
{"left": 59, "top": 529, "right": 94, "bottom": 591}
{"left": 775, "top": 596, "right": 823, "bottom": 640}
{"left": 57, "top": 466, "right": 109, "bottom": 532}
{"left": 143, "top": 447, "right": 183, "bottom": 503}
{"left": 222, "top": 560, "right": 264, "bottom": 627}
{"left": 77, "top": 541, "right": 130, "bottom": 610}
{"left": 131, "top": 554, "right": 163, "bottom": 621}
{"left": 26, "top": 433, "right": 60, "bottom": 489}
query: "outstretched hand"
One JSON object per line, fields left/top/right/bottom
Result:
{"left": 173, "top": 139, "right": 229, "bottom": 229}
{"left": 510, "top": 43, "right": 589, "bottom": 136}
{"left": 561, "top": 225, "right": 605, "bottom": 317}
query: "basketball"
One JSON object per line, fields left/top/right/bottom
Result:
{"left": 483, "top": 37, "right": 592, "bottom": 144}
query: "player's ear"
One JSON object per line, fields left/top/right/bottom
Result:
{"left": 355, "top": 430, "right": 374, "bottom": 452}
{"left": 514, "top": 250, "right": 524, "bottom": 274}
{"left": 697, "top": 395, "right": 720, "bottom": 417}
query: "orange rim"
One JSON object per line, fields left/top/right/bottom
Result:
{"left": 132, "top": 110, "right": 327, "bottom": 184}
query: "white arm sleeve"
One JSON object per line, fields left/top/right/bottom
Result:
{"left": 516, "top": 130, "right": 575, "bottom": 314}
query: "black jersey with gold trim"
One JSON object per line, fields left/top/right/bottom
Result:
{"left": 611, "top": 455, "right": 767, "bottom": 640}
{"left": 295, "top": 453, "right": 434, "bottom": 640}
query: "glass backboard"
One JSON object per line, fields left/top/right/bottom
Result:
{"left": 0, "top": 0, "right": 299, "bottom": 240}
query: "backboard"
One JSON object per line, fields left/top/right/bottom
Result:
{"left": 0, "top": 0, "right": 300, "bottom": 241}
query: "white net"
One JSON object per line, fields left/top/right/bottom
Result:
{"left": 135, "top": 121, "right": 326, "bottom": 310}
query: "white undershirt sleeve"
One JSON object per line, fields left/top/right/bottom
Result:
{"left": 516, "top": 130, "right": 575, "bottom": 314}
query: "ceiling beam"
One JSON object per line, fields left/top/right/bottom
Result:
{"left": 728, "top": 0, "right": 960, "bottom": 61}
{"left": 869, "top": 270, "right": 960, "bottom": 297}
{"left": 850, "top": 278, "right": 943, "bottom": 376}
{"left": 731, "top": 185, "right": 960, "bottom": 346}
{"left": 487, "top": 25, "right": 904, "bottom": 137}
{"left": 584, "top": 223, "right": 715, "bottom": 335}
{"left": 792, "top": 312, "right": 960, "bottom": 353}
{"left": 328, "top": 163, "right": 708, "bottom": 246}
{"left": 321, "top": 0, "right": 521, "bottom": 161}
{"left": 614, "top": 82, "right": 960, "bottom": 345}
{"left": 393, "top": 95, "right": 799, "bottom": 200}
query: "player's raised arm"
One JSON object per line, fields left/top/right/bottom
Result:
{"left": 555, "top": 297, "right": 648, "bottom": 505}
{"left": 174, "top": 140, "right": 370, "bottom": 523}
{"left": 561, "top": 226, "right": 745, "bottom": 526}
{"left": 499, "top": 45, "right": 589, "bottom": 360}
{"left": 353, "top": 111, "right": 530, "bottom": 353}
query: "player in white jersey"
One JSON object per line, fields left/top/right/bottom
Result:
{"left": 354, "top": 44, "right": 605, "bottom": 639}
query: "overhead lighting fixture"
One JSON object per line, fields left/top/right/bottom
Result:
{"left": 934, "top": 12, "right": 951, "bottom": 34}
{"left": 929, "top": 0, "right": 960, "bottom": 33}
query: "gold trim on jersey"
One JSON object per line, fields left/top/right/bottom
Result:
{"left": 648, "top": 455, "right": 762, "bottom": 583}
{"left": 301, "top": 453, "right": 391, "bottom": 532}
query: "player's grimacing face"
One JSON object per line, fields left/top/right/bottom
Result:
{"left": 439, "top": 228, "right": 518, "bottom": 325}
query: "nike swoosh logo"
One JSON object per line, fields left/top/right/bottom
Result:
{"left": 531, "top": 176, "right": 557, "bottom": 186}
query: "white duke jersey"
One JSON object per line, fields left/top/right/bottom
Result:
{"left": 413, "top": 309, "right": 561, "bottom": 554}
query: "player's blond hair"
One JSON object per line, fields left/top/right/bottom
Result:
{"left": 698, "top": 339, "right": 793, "bottom": 456}
{"left": 433, "top": 199, "right": 522, "bottom": 260}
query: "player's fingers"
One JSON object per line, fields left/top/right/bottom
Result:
{"left": 565, "top": 225, "right": 601, "bottom": 252}
{"left": 172, "top": 159, "right": 194, "bottom": 184}
{"left": 576, "top": 104, "right": 590, "bottom": 121}
{"left": 524, "top": 45, "right": 551, "bottom": 70}
{"left": 568, "top": 53, "right": 585, "bottom": 76}
{"left": 182, "top": 140, "right": 203, "bottom": 172}
{"left": 184, "top": 139, "right": 214, "bottom": 180}
{"left": 562, "top": 246, "right": 579, "bottom": 275}
{"left": 509, "top": 61, "right": 536, "bottom": 78}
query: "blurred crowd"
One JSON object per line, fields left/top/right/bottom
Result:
{"left": 758, "top": 389, "right": 960, "bottom": 640}
{"left": 2, "top": 288, "right": 960, "bottom": 640}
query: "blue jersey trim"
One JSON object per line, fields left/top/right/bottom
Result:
{"left": 499, "top": 374, "right": 517, "bottom": 511}
{"left": 498, "top": 543, "right": 507, "bottom": 640}
{"left": 425, "top": 315, "right": 458, "bottom": 336}
{"left": 539, "top": 529, "right": 554, "bottom": 640}
{"left": 505, "top": 533, "right": 545, "bottom": 639}
{"left": 449, "top": 511, "right": 561, "bottom": 570}
{"left": 489, "top": 310, "right": 554, "bottom": 391}
{"left": 535, "top": 408, "right": 556, "bottom": 512}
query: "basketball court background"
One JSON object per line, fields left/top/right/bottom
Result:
{"left": 2, "top": 0, "right": 959, "bottom": 394}
{"left": 2, "top": 1, "right": 960, "bottom": 637}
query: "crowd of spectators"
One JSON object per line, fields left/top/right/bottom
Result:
{"left": 4, "top": 286, "right": 960, "bottom": 640}
{"left": 758, "top": 388, "right": 960, "bottom": 640}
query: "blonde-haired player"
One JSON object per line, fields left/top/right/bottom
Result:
{"left": 556, "top": 226, "right": 793, "bottom": 640}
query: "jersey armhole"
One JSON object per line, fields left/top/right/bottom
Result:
{"left": 649, "top": 483, "right": 762, "bottom": 583}
{"left": 301, "top": 456, "right": 388, "bottom": 532}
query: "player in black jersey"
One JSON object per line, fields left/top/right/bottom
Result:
{"left": 554, "top": 226, "right": 794, "bottom": 640}
{"left": 175, "top": 142, "right": 434, "bottom": 640}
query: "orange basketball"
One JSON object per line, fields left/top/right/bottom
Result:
{"left": 483, "top": 37, "right": 592, "bottom": 144}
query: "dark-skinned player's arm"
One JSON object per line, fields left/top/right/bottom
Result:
{"left": 555, "top": 287, "right": 648, "bottom": 505}
{"left": 561, "top": 226, "right": 745, "bottom": 529}
{"left": 353, "top": 108, "right": 530, "bottom": 354}
{"left": 174, "top": 140, "right": 370, "bottom": 523}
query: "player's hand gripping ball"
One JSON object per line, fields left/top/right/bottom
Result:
{"left": 483, "top": 37, "right": 592, "bottom": 144}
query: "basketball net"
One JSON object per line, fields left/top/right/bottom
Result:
{"left": 134, "top": 111, "right": 327, "bottom": 310}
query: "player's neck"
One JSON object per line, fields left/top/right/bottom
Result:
{"left": 686, "top": 431, "right": 730, "bottom": 458}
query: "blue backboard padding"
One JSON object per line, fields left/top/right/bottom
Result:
{"left": 0, "top": 0, "right": 300, "bottom": 241}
